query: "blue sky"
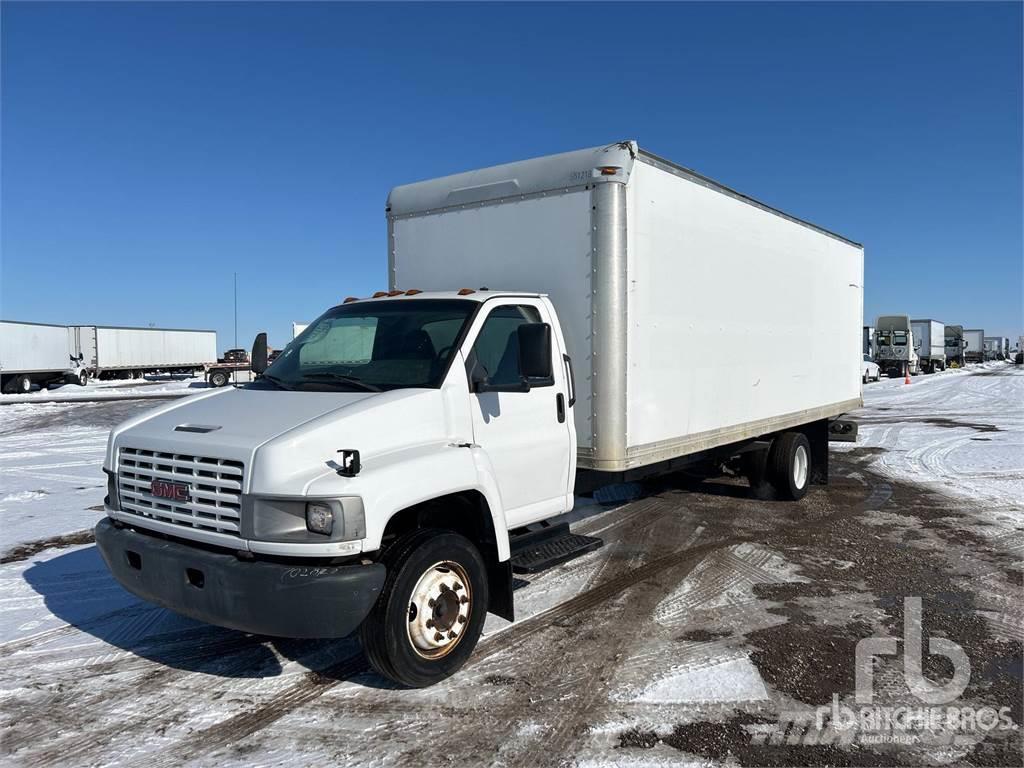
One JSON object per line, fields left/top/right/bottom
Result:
{"left": 2, "top": 2, "right": 1021, "bottom": 348}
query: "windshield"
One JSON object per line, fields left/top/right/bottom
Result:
{"left": 261, "top": 299, "right": 477, "bottom": 392}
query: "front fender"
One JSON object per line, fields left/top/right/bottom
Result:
{"left": 305, "top": 443, "right": 510, "bottom": 561}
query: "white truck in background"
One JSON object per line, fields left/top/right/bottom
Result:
{"left": 984, "top": 336, "right": 1003, "bottom": 360}
{"left": 0, "top": 321, "right": 88, "bottom": 393}
{"left": 95, "top": 141, "right": 864, "bottom": 688}
{"left": 944, "top": 325, "right": 965, "bottom": 367}
{"left": 874, "top": 315, "right": 920, "bottom": 377}
{"left": 73, "top": 326, "right": 217, "bottom": 379}
{"left": 963, "top": 329, "right": 985, "bottom": 363}
{"left": 910, "top": 319, "right": 946, "bottom": 373}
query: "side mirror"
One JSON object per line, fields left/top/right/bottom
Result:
{"left": 517, "top": 323, "right": 553, "bottom": 382}
{"left": 251, "top": 332, "right": 268, "bottom": 375}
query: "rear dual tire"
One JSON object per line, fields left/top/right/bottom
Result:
{"left": 360, "top": 529, "right": 488, "bottom": 688}
{"left": 766, "top": 431, "right": 811, "bottom": 501}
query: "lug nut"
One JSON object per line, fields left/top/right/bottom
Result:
{"left": 453, "top": 582, "right": 463, "bottom": 592}
{"left": 434, "top": 632, "right": 444, "bottom": 642}
{"left": 458, "top": 615, "right": 467, "bottom": 624}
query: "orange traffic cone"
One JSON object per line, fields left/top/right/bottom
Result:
{"left": 904, "top": 365, "right": 911, "bottom": 385}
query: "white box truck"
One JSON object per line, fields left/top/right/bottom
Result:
{"left": 944, "top": 325, "right": 965, "bottom": 367}
{"left": 0, "top": 320, "right": 88, "bottom": 393}
{"left": 874, "top": 315, "right": 920, "bottom": 377}
{"left": 95, "top": 141, "right": 863, "bottom": 687}
{"left": 911, "top": 319, "right": 946, "bottom": 373}
{"left": 863, "top": 326, "right": 875, "bottom": 359}
{"left": 963, "top": 329, "right": 985, "bottom": 363}
{"left": 983, "top": 336, "right": 1002, "bottom": 361}
{"left": 73, "top": 326, "right": 217, "bottom": 379}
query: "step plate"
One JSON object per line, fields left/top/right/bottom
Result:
{"left": 510, "top": 533, "right": 604, "bottom": 574}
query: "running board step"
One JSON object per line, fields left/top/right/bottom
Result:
{"left": 509, "top": 523, "right": 603, "bottom": 574}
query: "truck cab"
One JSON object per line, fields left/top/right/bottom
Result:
{"left": 874, "top": 315, "right": 920, "bottom": 378}
{"left": 96, "top": 291, "right": 575, "bottom": 687}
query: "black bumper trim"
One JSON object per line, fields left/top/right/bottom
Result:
{"left": 95, "top": 518, "right": 385, "bottom": 638}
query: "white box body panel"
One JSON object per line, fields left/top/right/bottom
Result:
{"left": 75, "top": 327, "right": 217, "bottom": 370}
{"left": 963, "top": 329, "right": 985, "bottom": 360}
{"left": 389, "top": 143, "right": 863, "bottom": 470}
{"left": 391, "top": 190, "right": 597, "bottom": 443}
{"left": 911, "top": 319, "right": 945, "bottom": 359}
{"left": 625, "top": 161, "right": 862, "bottom": 454}
{"left": 0, "top": 321, "right": 73, "bottom": 374}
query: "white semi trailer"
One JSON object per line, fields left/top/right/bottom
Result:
{"left": 0, "top": 321, "right": 88, "bottom": 393}
{"left": 875, "top": 315, "right": 920, "bottom": 377}
{"left": 95, "top": 141, "right": 863, "bottom": 688}
{"left": 73, "top": 326, "right": 217, "bottom": 379}
{"left": 911, "top": 319, "right": 946, "bottom": 373}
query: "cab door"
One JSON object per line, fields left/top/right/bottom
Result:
{"left": 461, "top": 299, "right": 574, "bottom": 528}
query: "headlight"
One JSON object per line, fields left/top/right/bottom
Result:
{"left": 248, "top": 496, "right": 366, "bottom": 543}
{"left": 306, "top": 502, "right": 334, "bottom": 536}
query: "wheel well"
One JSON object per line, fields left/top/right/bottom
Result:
{"left": 380, "top": 490, "right": 514, "bottom": 622}
{"left": 381, "top": 490, "right": 497, "bottom": 558}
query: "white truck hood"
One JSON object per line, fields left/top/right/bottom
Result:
{"left": 108, "top": 388, "right": 376, "bottom": 473}
{"left": 107, "top": 386, "right": 454, "bottom": 496}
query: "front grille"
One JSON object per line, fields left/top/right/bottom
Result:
{"left": 118, "top": 447, "right": 244, "bottom": 537}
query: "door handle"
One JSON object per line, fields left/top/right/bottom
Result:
{"left": 556, "top": 393, "right": 566, "bottom": 423}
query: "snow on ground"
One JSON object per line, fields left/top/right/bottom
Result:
{"left": 0, "top": 363, "right": 1020, "bottom": 767}
{"left": 834, "top": 361, "right": 1024, "bottom": 531}
{"left": 0, "top": 375, "right": 203, "bottom": 404}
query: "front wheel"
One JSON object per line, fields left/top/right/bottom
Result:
{"left": 360, "top": 529, "right": 488, "bottom": 688}
{"left": 767, "top": 431, "right": 811, "bottom": 501}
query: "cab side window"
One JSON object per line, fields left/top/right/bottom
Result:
{"left": 469, "top": 304, "right": 543, "bottom": 388}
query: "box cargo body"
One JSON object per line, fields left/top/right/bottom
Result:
{"left": 963, "top": 329, "right": 985, "bottom": 362}
{"left": 911, "top": 319, "right": 945, "bottom": 371}
{"left": 73, "top": 326, "right": 217, "bottom": 373}
{"left": 0, "top": 321, "right": 74, "bottom": 379}
{"left": 944, "top": 325, "right": 965, "bottom": 363}
{"left": 387, "top": 142, "right": 864, "bottom": 471}
{"left": 983, "top": 336, "right": 1002, "bottom": 360}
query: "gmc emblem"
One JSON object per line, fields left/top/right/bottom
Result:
{"left": 151, "top": 479, "right": 190, "bottom": 503}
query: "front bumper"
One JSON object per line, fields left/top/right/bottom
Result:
{"left": 95, "top": 518, "right": 386, "bottom": 638}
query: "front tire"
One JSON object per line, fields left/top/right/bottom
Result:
{"left": 767, "top": 431, "right": 811, "bottom": 501}
{"left": 360, "top": 529, "right": 488, "bottom": 688}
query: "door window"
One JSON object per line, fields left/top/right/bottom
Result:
{"left": 469, "top": 304, "right": 544, "bottom": 388}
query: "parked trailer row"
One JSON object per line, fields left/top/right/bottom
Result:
{"left": 1, "top": 321, "right": 217, "bottom": 392}
{"left": 870, "top": 317, "right": 1010, "bottom": 375}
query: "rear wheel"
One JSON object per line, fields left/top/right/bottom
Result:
{"left": 767, "top": 431, "right": 811, "bottom": 501}
{"left": 11, "top": 374, "right": 33, "bottom": 394}
{"left": 360, "top": 529, "right": 488, "bottom": 688}
{"left": 209, "top": 370, "right": 229, "bottom": 387}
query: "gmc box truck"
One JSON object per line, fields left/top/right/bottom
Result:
{"left": 95, "top": 142, "right": 864, "bottom": 687}
{"left": 874, "top": 315, "right": 919, "bottom": 377}
{"left": 910, "top": 319, "right": 946, "bottom": 373}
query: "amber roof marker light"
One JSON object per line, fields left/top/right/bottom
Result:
{"left": 598, "top": 166, "right": 621, "bottom": 176}
{"left": 405, "top": 289, "right": 423, "bottom": 296}
{"left": 457, "top": 288, "right": 477, "bottom": 296}
{"left": 372, "top": 291, "right": 389, "bottom": 298}
{"left": 343, "top": 296, "right": 359, "bottom": 304}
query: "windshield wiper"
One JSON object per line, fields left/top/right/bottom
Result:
{"left": 261, "top": 373, "right": 294, "bottom": 391}
{"left": 300, "top": 372, "right": 382, "bottom": 392}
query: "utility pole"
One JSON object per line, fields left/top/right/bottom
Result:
{"left": 233, "top": 272, "right": 238, "bottom": 349}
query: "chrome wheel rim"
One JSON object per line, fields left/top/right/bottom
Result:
{"left": 406, "top": 560, "right": 471, "bottom": 659}
{"left": 793, "top": 445, "right": 809, "bottom": 490}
